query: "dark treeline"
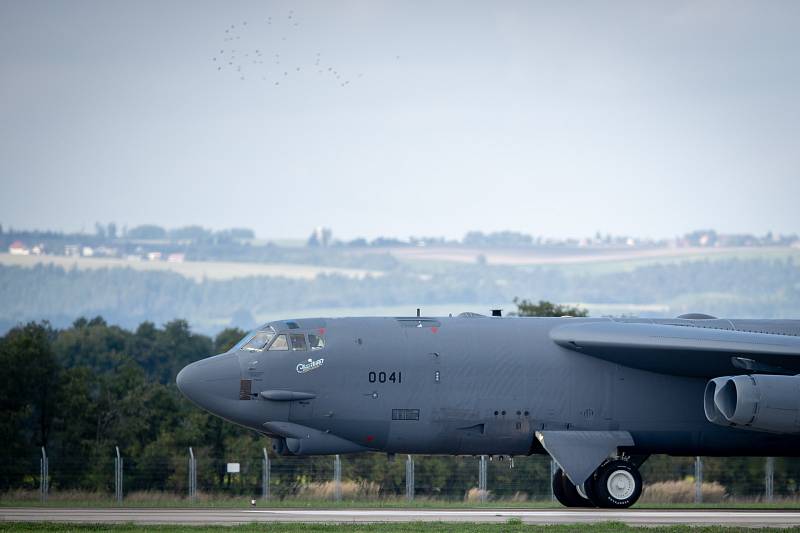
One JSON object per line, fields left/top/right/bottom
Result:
{"left": 0, "top": 318, "right": 250, "bottom": 493}
{"left": 1, "top": 257, "right": 798, "bottom": 335}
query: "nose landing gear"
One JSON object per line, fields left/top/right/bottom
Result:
{"left": 552, "top": 458, "right": 643, "bottom": 508}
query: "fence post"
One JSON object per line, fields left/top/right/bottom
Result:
{"left": 405, "top": 455, "right": 415, "bottom": 501}
{"left": 40, "top": 447, "right": 48, "bottom": 504}
{"left": 262, "top": 447, "right": 270, "bottom": 501}
{"left": 114, "top": 446, "right": 123, "bottom": 504}
{"left": 694, "top": 456, "right": 703, "bottom": 504}
{"left": 188, "top": 447, "right": 196, "bottom": 503}
{"left": 765, "top": 457, "right": 774, "bottom": 503}
{"left": 478, "top": 455, "right": 487, "bottom": 503}
{"left": 333, "top": 454, "right": 342, "bottom": 502}
{"left": 550, "top": 459, "right": 556, "bottom": 502}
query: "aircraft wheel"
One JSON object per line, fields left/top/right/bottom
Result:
{"left": 586, "top": 459, "right": 642, "bottom": 508}
{"left": 552, "top": 468, "right": 594, "bottom": 508}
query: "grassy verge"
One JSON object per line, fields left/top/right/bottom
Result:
{"left": 3, "top": 523, "right": 800, "bottom": 533}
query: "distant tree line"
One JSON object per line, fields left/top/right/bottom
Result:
{"left": 0, "top": 257, "right": 797, "bottom": 336}
{"left": 511, "top": 299, "right": 589, "bottom": 318}
{"left": 5, "top": 223, "right": 796, "bottom": 252}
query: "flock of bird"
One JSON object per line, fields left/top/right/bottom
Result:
{"left": 211, "top": 11, "right": 374, "bottom": 88}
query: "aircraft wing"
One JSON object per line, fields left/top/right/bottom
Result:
{"left": 550, "top": 321, "right": 800, "bottom": 378}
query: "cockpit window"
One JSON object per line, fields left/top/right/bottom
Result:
{"left": 241, "top": 328, "right": 276, "bottom": 352}
{"left": 309, "top": 334, "right": 325, "bottom": 350}
{"left": 268, "top": 334, "right": 289, "bottom": 351}
{"left": 290, "top": 334, "right": 307, "bottom": 351}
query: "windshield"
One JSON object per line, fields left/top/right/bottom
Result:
{"left": 241, "top": 327, "right": 276, "bottom": 352}
{"left": 230, "top": 331, "right": 256, "bottom": 352}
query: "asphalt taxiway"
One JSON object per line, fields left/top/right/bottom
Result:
{"left": 4, "top": 507, "right": 800, "bottom": 526}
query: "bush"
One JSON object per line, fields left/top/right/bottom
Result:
{"left": 464, "top": 487, "right": 490, "bottom": 502}
{"left": 296, "top": 480, "right": 380, "bottom": 500}
{"left": 641, "top": 479, "right": 727, "bottom": 503}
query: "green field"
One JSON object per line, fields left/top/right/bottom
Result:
{"left": 3, "top": 523, "right": 800, "bottom": 533}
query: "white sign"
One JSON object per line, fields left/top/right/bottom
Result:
{"left": 226, "top": 462, "right": 240, "bottom": 474}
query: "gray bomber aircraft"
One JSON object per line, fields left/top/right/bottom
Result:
{"left": 176, "top": 313, "right": 800, "bottom": 508}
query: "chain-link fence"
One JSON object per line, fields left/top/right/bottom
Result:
{"left": 4, "top": 449, "right": 800, "bottom": 505}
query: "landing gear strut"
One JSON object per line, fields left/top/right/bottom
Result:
{"left": 552, "top": 459, "right": 643, "bottom": 509}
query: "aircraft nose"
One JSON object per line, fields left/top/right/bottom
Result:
{"left": 176, "top": 353, "right": 241, "bottom": 409}
{"left": 175, "top": 363, "right": 196, "bottom": 398}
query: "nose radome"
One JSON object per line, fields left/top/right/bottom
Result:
{"left": 176, "top": 353, "right": 241, "bottom": 409}
{"left": 176, "top": 363, "right": 194, "bottom": 397}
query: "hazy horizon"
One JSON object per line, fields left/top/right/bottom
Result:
{"left": 2, "top": 1, "right": 799, "bottom": 241}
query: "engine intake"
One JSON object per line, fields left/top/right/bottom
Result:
{"left": 704, "top": 374, "right": 800, "bottom": 434}
{"left": 271, "top": 437, "right": 292, "bottom": 456}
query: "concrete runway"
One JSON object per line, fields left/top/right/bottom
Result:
{"left": 4, "top": 507, "right": 800, "bottom": 526}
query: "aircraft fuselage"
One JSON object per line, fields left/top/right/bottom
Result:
{"left": 177, "top": 316, "right": 800, "bottom": 457}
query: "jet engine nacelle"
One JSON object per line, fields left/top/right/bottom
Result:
{"left": 266, "top": 421, "right": 369, "bottom": 456}
{"left": 284, "top": 432, "right": 368, "bottom": 456}
{"left": 271, "top": 437, "right": 293, "bottom": 456}
{"left": 704, "top": 374, "right": 800, "bottom": 434}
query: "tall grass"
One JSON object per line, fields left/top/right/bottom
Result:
{"left": 641, "top": 480, "right": 726, "bottom": 504}
{"left": 296, "top": 481, "right": 380, "bottom": 500}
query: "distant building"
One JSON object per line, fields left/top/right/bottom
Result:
{"left": 64, "top": 244, "right": 80, "bottom": 256}
{"left": 82, "top": 246, "right": 94, "bottom": 257}
{"left": 8, "top": 241, "right": 29, "bottom": 255}
{"left": 147, "top": 251, "right": 162, "bottom": 261}
{"left": 94, "top": 246, "right": 119, "bottom": 257}
{"left": 167, "top": 253, "right": 185, "bottom": 263}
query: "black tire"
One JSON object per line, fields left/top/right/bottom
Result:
{"left": 552, "top": 468, "right": 594, "bottom": 508}
{"left": 588, "top": 459, "right": 642, "bottom": 509}
{"left": 583, "top": 471, "right": 602, "bottom": 507}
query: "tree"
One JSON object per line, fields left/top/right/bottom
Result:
{"left": 511, "top": 298, "right": 588, "bottom": 317}
{"left": 53, "top": 316, "right": 128, "bottom": 372}
{"left": 52, "top": 367, "right": 97, "bottom": 469}
{"left": 214, "top": 327, "right": 246, "bottom": 354}
{"left": 168, "top": 225, "right": 211, "bottom": 242}
{"left": 307, "top": 227, "right": 332, "bottom": 247}
{"left": 0, "top": 322, "right": 60, "bottom": 488}
{"left": 127, "top": 224, "right": 167, "bottom": 240}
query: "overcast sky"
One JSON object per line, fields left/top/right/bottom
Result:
{"left": 1, "top": 0, "right": 798, "bottom": 241}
